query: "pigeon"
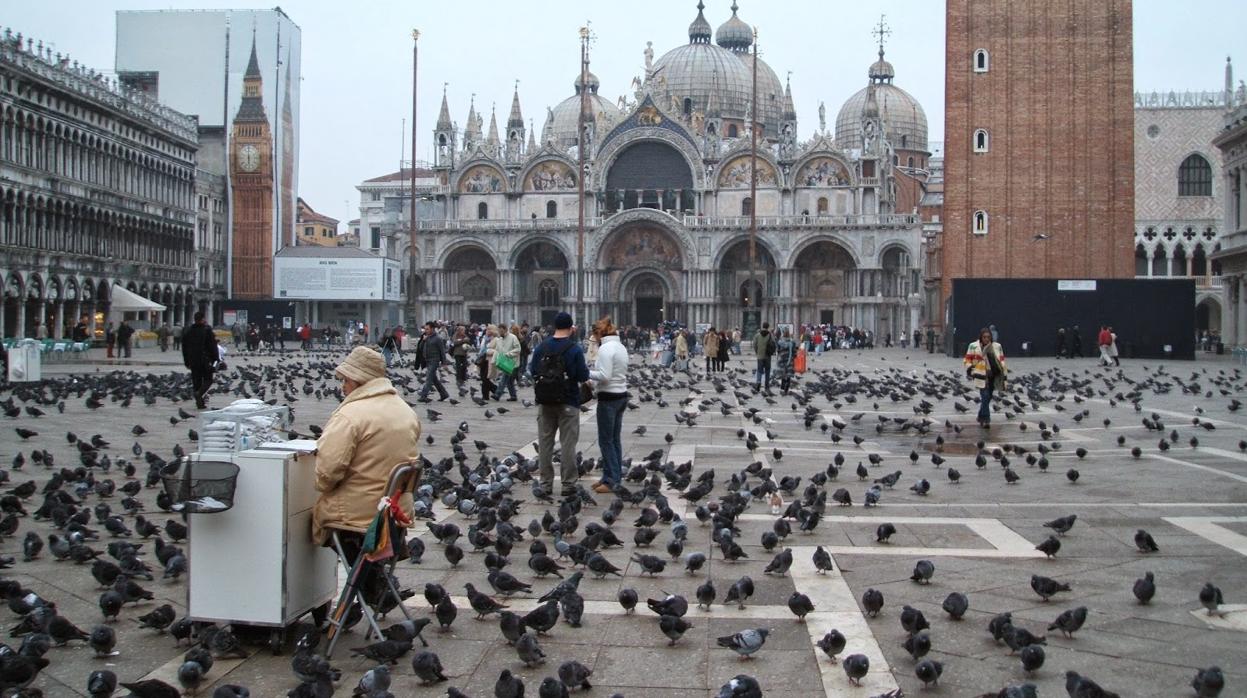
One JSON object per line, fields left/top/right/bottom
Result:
{"left": 349, "top": 639, "right": 412, "bottom": 665}
{"left": 1064, "top": 670, "right": 1121, "bottom": 698}
{"left": 1134, "top": 529, "right": 1159, "bottom": 553}
{"left": 915, "top": 658, "right": 943, "bottom": 687}
{"left": 942, "top": 592, "right": 969, "bottom": 620}
{"left": 89, "top": 624, "right": 117, "bottom": 656}
{"left": 862, "top": 588, "right": 884, "bottom": 617}
{"left": 88, "top": 670, "right": 118, "bottom": 698}
{"left": 1030, "top": 574, "right": 1071, "bottom": 601}
{"left": 410, "top": 650, "right": 449, "bottom": 684}
{"left": 121, "top": 679, "right": 182, "bottom": 698}
{"left": 1132, "top": 572, "right": 1156, "bottom": 604}
{"left": 876, "top": 523, "right": 897, "bottom": 543}
{"left": 1035, "top": 535, "right": 1061, "bottom": 558}
{"left": 538, "top": 677, "right": 569, "bottom": 698}
{"left": 901, "top": 605, "right": 930, "bottom": 635}
{"left": 715, "top": 674, "right": 762, "bottom": 698}
{"left": 1042, "top": 514, "right": 1077, "bottom": 536}
{"left": 842, "top": 653, "right": 870, "bottom": 686}
{"left": 617, "top": 587, "right": 639, "bottom": 614}
{"left": 763, "top": 548, "right": 793, "bottom": 576}
{"left": 903, "top": 631, "right": 931, "bottom": 661}
{"left": 910, "top": 559, "right": 935, "bottom": 584}
{"left": 717, "top": 628, "right": 769, "bottom": 658}
{"left": 498, "top": 611, "right": 526, "bottom": 645}
{"left": 812, "top": 546, "right": 833, "bottom": 573}
{"left": 659, "top": 613, "right": 694, "bottom": 645}
{"left": 723, "top": 577, "right": 755, "bottom": 610}
{"left": 816, "top": 629, "right": 847, "bottom": 661}
{"left": 1020, "top": 644, "right": 1045, "bottom": 675}
{"left": 1048, "top": 606, "right": 1087, "bottom": 638}
{"left": 515, "top": 632, "right": 546, "bottom": 667}
{"left": 494, "top": 669, "right": 525, "bottom": 698}
{"left": 522, "top": 600, "right": 560, "bottom": 634}
{"left": 1191, "top": 666, "right": 1225, "bottom": 697}
{"left": 787, "top": 592, "right": 814, "bottom": 622}
{"left": 1199, "top": 582, "right": 1224, "bottom": 615}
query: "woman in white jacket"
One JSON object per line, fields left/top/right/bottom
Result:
{"left": 589, "top": 317, "right": 629, "bottom": 494}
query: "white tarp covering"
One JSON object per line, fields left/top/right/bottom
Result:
{"left": 109, "top": 284, "right": 166, "bottom": 312}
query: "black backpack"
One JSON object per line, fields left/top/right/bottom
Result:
{"left": 533, "top": 340, "right": 573, "bottom": 405}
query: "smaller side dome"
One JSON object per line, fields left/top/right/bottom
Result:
{"left": 688, "top": 1, "right": 712, "bottom": 44}
{"left": 715, "top": 1, "right": 752, "bottom": 53}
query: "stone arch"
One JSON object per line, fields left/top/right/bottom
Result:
{"left": 510, "top": 236, "right": 572, "bottom": 270}
{"left": 518, "top": 155, "right": 578, "bottom": 192}
{"left": 592, "top": 129, "right": 706, "bottom": 191}
{"left": 437, "top": 237, "right": 501, "bottom": 270}
{"left": 594, "top": 219, "right": 688, "bottom": 273}
{"left": 791, "top": 151, "right": 857, "bottom": 188}
{"left": 454, "top": 160, "right": 509, "bottom": 194}
{"left": 590, "top": 208, "right": 694, "bottom": 269}
{"left": 713, "top": 151, "right": 782, "bottom": 189}
{"left": 1195, "top": 294, "right": 1221, "bottom": 334}
{"left": 878, "top": 241, "right": 916, "bottom": 268}
{"left": 786, "top": 234, "right": 864, "bottom": 269}
{"left": 614, "top": 265, "right": 682, "bottom": 328}
{"left": 712, "top": 234, "right": 782, "bottom": 270}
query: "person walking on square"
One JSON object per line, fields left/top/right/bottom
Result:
{"left": 105, "top": 322, "right": 116, "bottom": 358}
{"left": 1055, "top": 327, "right": 1066, "bottom": 358}
{"left": 1070, "top": 325, "right": 1084, "bottom": 357}
{"left": 717, "top": 329, "right": 730, "bottom": 371}
{"left": 379, "top": 327, "right": 399, "bottom": 368}
{"left": 1108, "top": 326, "right": 1120, "bottom": 367}
{"left": 589, "top": 317, "right": 629, "bottom": 494}
{"left": 117, "top": 320, "right": 134, "bottom": 358}
{"left": 674, "top": 329, "right": 689, "bottom": 371}
{"left": 1097, "top": 325, "right": 1113, "bottom": 366}
{"left": 477, "top": 324, "right": 497, "bottom": 399}
{"left": 491, "top": 324, "right": 521, "bottom": 401}
{"left": 965, "top": 328, "right": 1007, "bottom": 427}
{"left": 752, "top": 322, "right": 775, "bottom": 390}
{"left": 702, "top": 326, "right": 719, "bottom": 375}
{"left": 775, "top": 327, "right": 797, "bottom": 394}
{"left": 231, "top": 321, "right": 243, "bottom": 350}
{"left": 451, "top": 325, "right": 471, "bottom": 386}
{"left": 416, "top": 321, "right": 449, "bottom": 401}
{"left": 530, "top": 312, "right": 590, "bottom": 498}
{"left": 182, "top": 312, "right": 219, "bottom": 409}
{"left": 157, "top": 323, "right": 171, "bottom": 352}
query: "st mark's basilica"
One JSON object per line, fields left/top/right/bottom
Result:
{"left": 407, "top": 2, "right": 931, "bottom": 336}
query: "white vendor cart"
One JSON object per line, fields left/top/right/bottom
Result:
{"left": 178, "top": 441, "right": 337, "bottom": 652}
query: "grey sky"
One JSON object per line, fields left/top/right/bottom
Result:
{"left": 6, "top": 0, "right": 1244, "bottom": 227}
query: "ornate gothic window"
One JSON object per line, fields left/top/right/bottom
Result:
{"left": 973, "top": 210, "right": 988, "bottom": 235}
{"left": 1178, "top": 154, "right": 1212, "bottom": 196}
{"left": 538, "top": 279, "right": 559, "bottom": 307}
{"left": 973, "top": 49, "right": 989, "bottom": 73}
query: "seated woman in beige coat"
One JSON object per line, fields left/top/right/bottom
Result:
{"left": 313, "top": 346, "right": 422, "bottom": 566}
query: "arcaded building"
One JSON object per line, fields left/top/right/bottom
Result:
{"left": 392, "top": 3, "right": 931, "bottom": 337}
{"left": 0, "top": 29, "right": 198, "bottom": 339}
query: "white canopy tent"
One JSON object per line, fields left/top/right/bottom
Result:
{"left": 109, "top": 284, "right": 166, "bottom": 312}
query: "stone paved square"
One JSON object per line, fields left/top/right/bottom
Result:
{"left": 0, "top": 345, "right": 1243, "bottom": 696}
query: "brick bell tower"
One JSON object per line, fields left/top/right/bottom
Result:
{"left": 230, "top": 32, "right": 275, "bottom": 299}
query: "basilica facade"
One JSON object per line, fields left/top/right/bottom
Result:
{"left": 404, "top": 3, "right": 930, "bottom": 337}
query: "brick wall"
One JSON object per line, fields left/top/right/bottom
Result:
{"left": 942, "top": 0, "right": 1136, "bottom": 312}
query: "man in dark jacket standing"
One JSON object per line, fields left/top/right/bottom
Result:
{"left": 181, "top": 312, "right": 219, "bottom": 409}
{"left": 528, "top": 312, "right": 590, "bottom": 498}
{"left": 417, "top": 321, "right": 449, "bottom": 402}
{"left": 116, "top": 320, "right": 135, "bottom": 358}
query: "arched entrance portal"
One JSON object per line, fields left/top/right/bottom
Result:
{"left": 445, "top": 245, "right": 497, "bottom": 325}
{"left": 514, "top": 241, "right": 569, "bottom": 327}
{"left": 794, "top": 240, "right": 856, "bottom": 326}
{"left": 717, "top": 240, "right": 777, "bottom": 335}
{"left": 1196, "top": 297, "right": 1221, "bottom": 336}
{"left": 599, "top": 223, "right": 685, "bottom": 327}
{"left": 623, "top": 272, "right": 669, "bottom": 328}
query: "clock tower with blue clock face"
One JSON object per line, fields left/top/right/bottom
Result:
{"left": 230, "top": 33, "right": 275, "bottom": 299}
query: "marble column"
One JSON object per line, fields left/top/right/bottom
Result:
{"left": 16, "top": 301, "right": 26, "bottom": 339}
{"left": 53, "top": 301, "right": 63, "bottom": 339}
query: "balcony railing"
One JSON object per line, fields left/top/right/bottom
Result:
{"left": 683, "top": 213, "right": 919, "bottom": 228}
{"left": 417, "top": 217, "right": 602, "bottom": 231}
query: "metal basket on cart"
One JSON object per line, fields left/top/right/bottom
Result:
{"left": 161, "top": 458, "right": 240, "bottom": 514}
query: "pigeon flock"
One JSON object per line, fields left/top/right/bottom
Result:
{"left": 0, "top": 348, "right": 1242, "bottom": 696}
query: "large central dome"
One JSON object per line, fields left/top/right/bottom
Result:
{"left": 648, "top": 1, "right": 783, "bottom": 139}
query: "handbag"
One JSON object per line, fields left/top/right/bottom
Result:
{"left": 495, "top": 353, "right": 517, "bottom": 375}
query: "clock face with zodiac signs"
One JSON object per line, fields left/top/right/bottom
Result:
{"left": 238, "top": 144, "right": 260, "bottom": 172}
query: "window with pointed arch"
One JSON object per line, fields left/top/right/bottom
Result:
{"left": 477, "top": 202, "right": 488, "bottom": 219}
{"left": 546, "top": 200, "right": 557, "bottom": 218}
{"left": 973, "top": 49, "right": 989, "bottom": 73}
{"left": 973, "top": 129, "right": 989, "bottom": 153}
{"left": 741, "top": 197, "right": 753, "bottom": 216}
{"left": 973, "top": 210, "right": 988, "bottom": 235}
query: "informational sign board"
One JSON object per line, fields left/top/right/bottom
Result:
{"left": 275, "top": 256, "right": 384, "bottom": 300}
{"left": 1057, "top": 280, "right": 1097, "bottom": 291}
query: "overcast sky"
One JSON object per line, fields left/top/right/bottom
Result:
{"left": 7, "top": 0, "right": 1244, "bottom": 227}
